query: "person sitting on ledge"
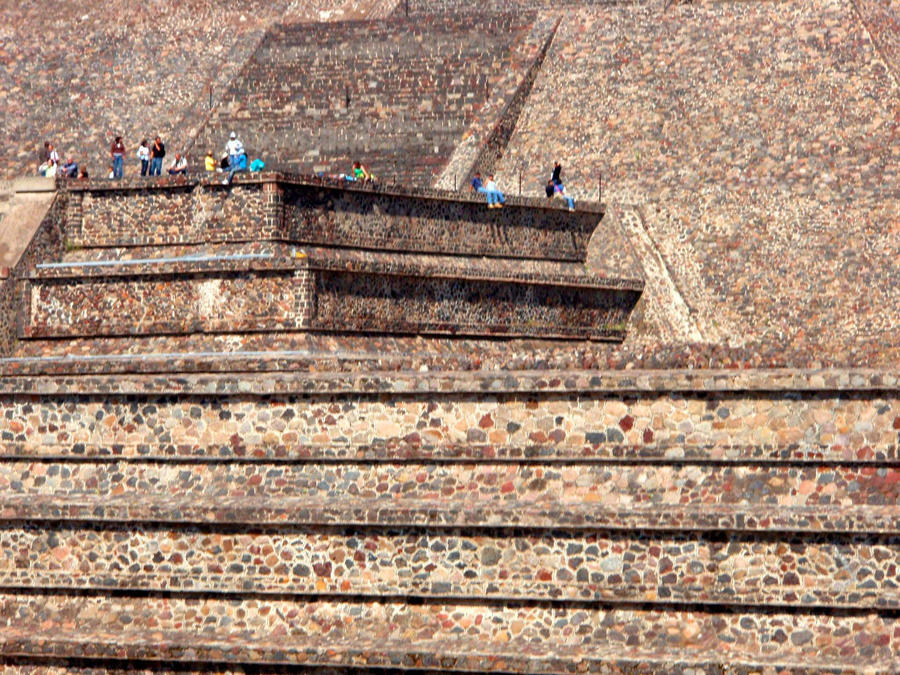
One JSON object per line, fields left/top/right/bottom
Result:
{"left": 167, "top": 153, "right": 188, "bottom": 176}
{"left": 78, "top": 166, "right": 89, "bottom": 180}
{"left": 547, "top": 178, "right": 574, "bottom": 211}
{"left": 353, "top": 161, "right": 374, "bottom": 182}
{"left": 484, "top": 174, "right": 505, "bottom": 209}
{"left": 249, "top": 158, "right": 265, "bottom": 172}
{"left": 61, "top": 157, "right": 78, "bottom": 178}
{"left": 223, "top": 152, "right": 247, "bottom": 184}
{"left": 204, "top": 151, "right": 217, "bottom": 173}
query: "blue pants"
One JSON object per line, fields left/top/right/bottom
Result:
{"left": 478, "top": 187, "right": 505, "bottom": 205}
{"left": 112, "top": 154, "right": 123, "bottom": 179}
{"left": 150, "top": 157, "right": 163, "bottom": 176}
{"left": 227, "top": 165, "right": 246, "bottom": 183}
{"left": 140, "top": 159, "right": 149, "bottom": 176}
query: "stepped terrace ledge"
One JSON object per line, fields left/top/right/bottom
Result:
{"left": 30, "top": 173, "right": 642, "bottom": 343}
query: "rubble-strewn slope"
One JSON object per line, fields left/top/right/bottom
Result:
{"left": 497, "top": 0, "right": 900, "bottom": 367}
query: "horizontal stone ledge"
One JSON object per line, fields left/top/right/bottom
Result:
{"left": 301, "top": 247, "right": 642, "bottom": 291}
{"left": 0, "top": 349, "right": 402, "bottom": 378}
{"left": 2, "top": 496, "right": 900, "bottom": 534}
{"left": 5, "top": 579, "right": 898, "bottom": 613}
{"left": 26, "top": 250, "right": 641, "bottom": 291}
{"left": 5, "top": 525, "right": 900, "bottom": 610}
{"left": 0, "top": 461, "right": 895, "bottom": 515}
{"left": 22, "top": 253, "right": 635, "bottom": 343}
{"left": 0, "top": 367, "right": 897, "bottom": 394}
{"left": 0, "top": 594, "right": 893, "bottom": 672}
{"left": 0, "top": 441, "right": 896, "bottom": 464}
{"left": 29, "top": 252, "right": 294, "bottom": 279}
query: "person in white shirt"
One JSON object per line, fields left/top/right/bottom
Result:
{"left": 225, "top": 132, "right": 244, "bottom": 168}
{"left": 484, "top": 174, "right": 505, "bottom": 209}
{"left": 137, "top": 139, "right": 150, "bottom": 176}
{"left": 167, "top": 153, "right": 188, "bottom": 175}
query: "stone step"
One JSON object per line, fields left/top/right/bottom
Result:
{"left": 21, "top": 242, "right": 633, "bottom": 343}
{"left": 0, "top": 461, "right": 897, "bottom": 516}
{"left": 1, "top": 439, "right": 895, "bottom": 464}
{"left": 192, "top": 12, "right": 541, "bottom": 187}
{"left": 1, "top": 492, "right": 898, "bottom": 534}
{"left": 3, "top": 524, "right": 899, "bottom": 610}
{"left": 0, "top": 375, "right": 897, "bottom": 462}
{"left": 0, "top": 593, "right": 894, "bottom": 671}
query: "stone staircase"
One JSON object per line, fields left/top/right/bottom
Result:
{"left": 189, "top": 12, "right": 549, "bottom": 186}
{"left": 0, "top": 368, "right": 898, "bottom": 672}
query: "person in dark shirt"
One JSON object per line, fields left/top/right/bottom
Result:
{"left": 551, "top": 161, "right": 562, "bottom": 186}
{"left": 471, "top": 172, "right": 483, "bottom": 191}
{"left": 150, "top": 136, "right": 166, "bottom": 176}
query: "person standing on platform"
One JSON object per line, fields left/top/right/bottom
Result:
{"left": 150, "top": 136, "right": 166, "bottom": 176}
{"left": 137, "top": 139, "right": 150, "bottom": 177}
{"left": 110, "top": 136, "right": 126, "bottom": 179}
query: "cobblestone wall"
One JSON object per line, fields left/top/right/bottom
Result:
{"left": 0, "top": 374, "right": 899, "bottom": 670}
{"left": 22, "top": 263, "right": 632, "bottom": 341}
{"left": 24, "top": 270, "right": 313, "bottom": 339}
{"left": 6, "top": 524, "right": 900, "bottom": 609}
{"left": 70, "top": 181, "right": 272, "bottom": 247}
{"left": 3, "top": 593, "right": 893, "bottom": 670}
{"left": 0, "top": 194, "right": 65, "bottom": 356}
{"left": 37, "top": 178, "right": 638, "bottom": 342}
{"left": 2, "top": 388, "right": 898, "bottom": 462}
{"left": 313, "top": 270, "right": 635, "bottom": 339}
{"left": 394, "top": 0, "right": 635, "bottom": 15}
{"left": 282, "top": 182, "right": 597, "bottom": 260}
{"left": 65, "top": 177, "right": 602, "bottom": 261}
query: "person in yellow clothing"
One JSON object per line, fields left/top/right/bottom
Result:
{"left": 204, "top": 151, "right": 217, "bottom": 173}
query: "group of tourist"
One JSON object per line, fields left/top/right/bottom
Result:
{"left": 470, "top": 172, "right": 505, "bottom": 208}
{"left": 37, "top": 132, "right": 264, "bottom": 183}
{"left": 470, "top": 162, "right": 576, "bottom": 211}
{"left": 135, "top": 136, "right": 186, "bottom": 177}
{"left": 38, "top": 141, "right": 87, "bottom": 179}
{"left": 38, "top": 138, "right": 575, "bottom": 211}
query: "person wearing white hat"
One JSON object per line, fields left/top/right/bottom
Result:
{"left": 225, "top": 132, "right": 244, "bottom": 170}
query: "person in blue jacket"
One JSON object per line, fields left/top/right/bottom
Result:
{"left": 224, "top": 152, "right": 248, "bottom": 184}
